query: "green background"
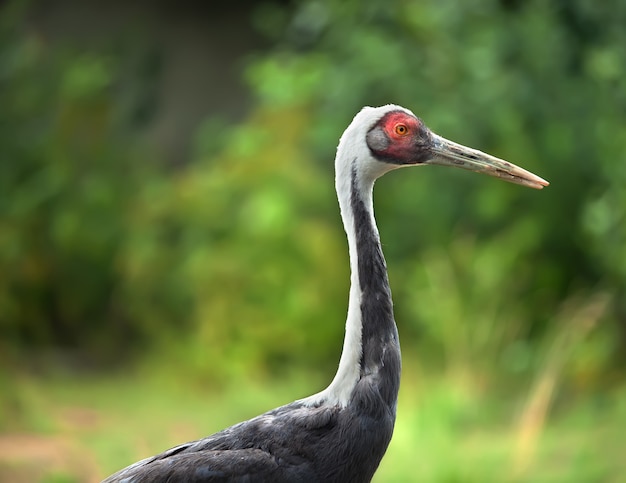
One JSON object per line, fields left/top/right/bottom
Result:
{"left": 1, "top": 0, "right": 625, "bottom": 481}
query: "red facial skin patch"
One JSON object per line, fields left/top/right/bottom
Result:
{"left": 367, "top": 111, "right": 433, "bottom": 165}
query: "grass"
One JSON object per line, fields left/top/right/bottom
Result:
{"left": 381, "top": 379, "right": 625, "bottom": 482}
{"left": 0, "top": 363, "right": 624, "bottom": 482}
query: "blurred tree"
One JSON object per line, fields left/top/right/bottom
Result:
{"left": 116, "top": 105, "right": 350, "bottom": 381}
{"left": 0, "top": 2, "right": 152, "bottom": 361}
{"left": 1, "top": 0, "right": 624, "bottom": 389}
{"left": 244, "top": 0, "right": 626, "bottom": 380}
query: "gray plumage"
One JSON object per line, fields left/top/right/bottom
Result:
{"left": 103, "top": 105, "right": 547, "bottom": 483}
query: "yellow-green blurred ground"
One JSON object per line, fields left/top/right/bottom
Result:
{"left": 1, "top": 367, "right": 624, "bottom": 482}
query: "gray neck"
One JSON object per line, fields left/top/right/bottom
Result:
{"left": 349, "top": 166, "right": 401, "bottom": 411}
{"left": 302, "top": 161, "right": 401, "bottom": 411}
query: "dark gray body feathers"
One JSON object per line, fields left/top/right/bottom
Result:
{"left": 104, "top": 388, "right": 395, "bottom": 483}
{"left": 103, "top": 129, "right": 401, "bottom": 483}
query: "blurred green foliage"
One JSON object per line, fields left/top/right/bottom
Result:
{"left": 2, "top": 0, "right": 626, "bottom": 481}
{"left": 2, "top": 0, "right": 625, "bottom": 392}
{"left": 120, "top": 107, "right": 349, "bottom": 381}
{"left": 0, "top": 6, "right": 131, "bottom": 356}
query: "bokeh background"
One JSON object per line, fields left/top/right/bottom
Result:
{"left": 1, "top": 0, "right": 625, "bottom": 481}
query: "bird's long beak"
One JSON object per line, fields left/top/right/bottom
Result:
{"left": 429, "top": 134, "right": 549, "bottom": 189}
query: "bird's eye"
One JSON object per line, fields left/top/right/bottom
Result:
{"left": 394, "top": 124, "right": 409, "bottom": 136}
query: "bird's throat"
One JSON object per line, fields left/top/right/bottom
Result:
{"left": 349, "top": 169, "right": 401, "bottom": 407}
{"left": 303, "top": 164, "right": 400, "bottom": 410}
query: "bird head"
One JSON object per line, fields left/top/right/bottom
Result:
{"left": 338, "top": 105, "right": 548, "bottom": 189}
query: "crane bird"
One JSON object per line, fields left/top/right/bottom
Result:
{"left": 103, "top": 105, "right": 548, "bottom": 483}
